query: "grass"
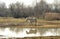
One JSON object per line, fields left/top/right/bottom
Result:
{"left": 23, "top": 36, "right": 60, "bottom": 39}
{"left": 0, "top": 17, "right": 26, "bottom": 23}
{"left": 3, "top": 36, "right": 60, "bottom": 39}
{"left": 0, "top": 17, "right": 60, "bottom": 28}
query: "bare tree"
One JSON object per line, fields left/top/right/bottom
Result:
{"left": 34, "top": 0, "right": 48, "bottom": 18}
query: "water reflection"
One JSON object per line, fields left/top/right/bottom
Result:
{"left": 0, "top": 27, "right": 59, "bottom": 38}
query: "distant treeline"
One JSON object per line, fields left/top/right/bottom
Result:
{"left": 0, "top": 0, "right": 60, "bottom": 18}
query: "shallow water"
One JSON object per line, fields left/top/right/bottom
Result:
{"left": 0, "top": 27, "right": 59, "bottom": 38}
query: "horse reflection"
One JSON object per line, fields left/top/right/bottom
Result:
{"left": 26, "top": 29, "right": 37, "bottom": 34}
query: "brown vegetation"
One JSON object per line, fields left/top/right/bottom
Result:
{"left": 45, "top": 12, "right": 60, "bottom": 20}
{"left": 0, "top": 36, "right": 60, "bottom": 39}
{"left": 0, "top": 18, "right": 60, "bottom": 28}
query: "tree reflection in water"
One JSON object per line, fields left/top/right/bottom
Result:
{"left": 0, "top": 27, "right": 5, "bottom": 31}
{"left": 9, "top": 27, "right": 23, "bottom": 33}
{"left": 0, "top": 27, "right": 59, "bottom": 37}
{"left": 37, "top": 28, "right": 49, "bottom": 36}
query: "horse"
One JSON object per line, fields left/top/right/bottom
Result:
{"left": 26, "top": 17, "right": 37, "bottom": 26}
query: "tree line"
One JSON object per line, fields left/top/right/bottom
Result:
{"left": 0, "top": 0, "right": 60, "bottom": 18}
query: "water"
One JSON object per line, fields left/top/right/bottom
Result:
{"left": 0, "top": 27, "right": 59, "bottom": 38}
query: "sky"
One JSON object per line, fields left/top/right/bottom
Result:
{"left": 0, "top": 0, "right": 54, "bottom": 8}
{"left": 46, "top": 0, "right": 54, "bottom": 4}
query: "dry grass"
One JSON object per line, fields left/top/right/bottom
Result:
{"left": 24, "top": 36, "right": 60, "bottom": 39}
{"left": 0, "top": 17, "right": 60, "bottom": 28}
{"left": 0, "top": 17, "right": 26, "bottom": 23}
{"left": 2, "top": 36, "right": 60, "bottom": 39}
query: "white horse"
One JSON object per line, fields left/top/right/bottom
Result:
{"left": 26, "top": 17, "right": 37, "bottom": 26}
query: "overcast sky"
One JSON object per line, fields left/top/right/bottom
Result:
{"left": 0, "top": 0, "right": 54, "bottom": 7}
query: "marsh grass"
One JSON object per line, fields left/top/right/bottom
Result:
{"left": 0, "top": 17, "right": 60, "bottom": 27}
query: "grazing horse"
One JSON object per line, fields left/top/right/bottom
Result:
{"left": 26, "top": 17, "right": 37, "bottom": 26}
